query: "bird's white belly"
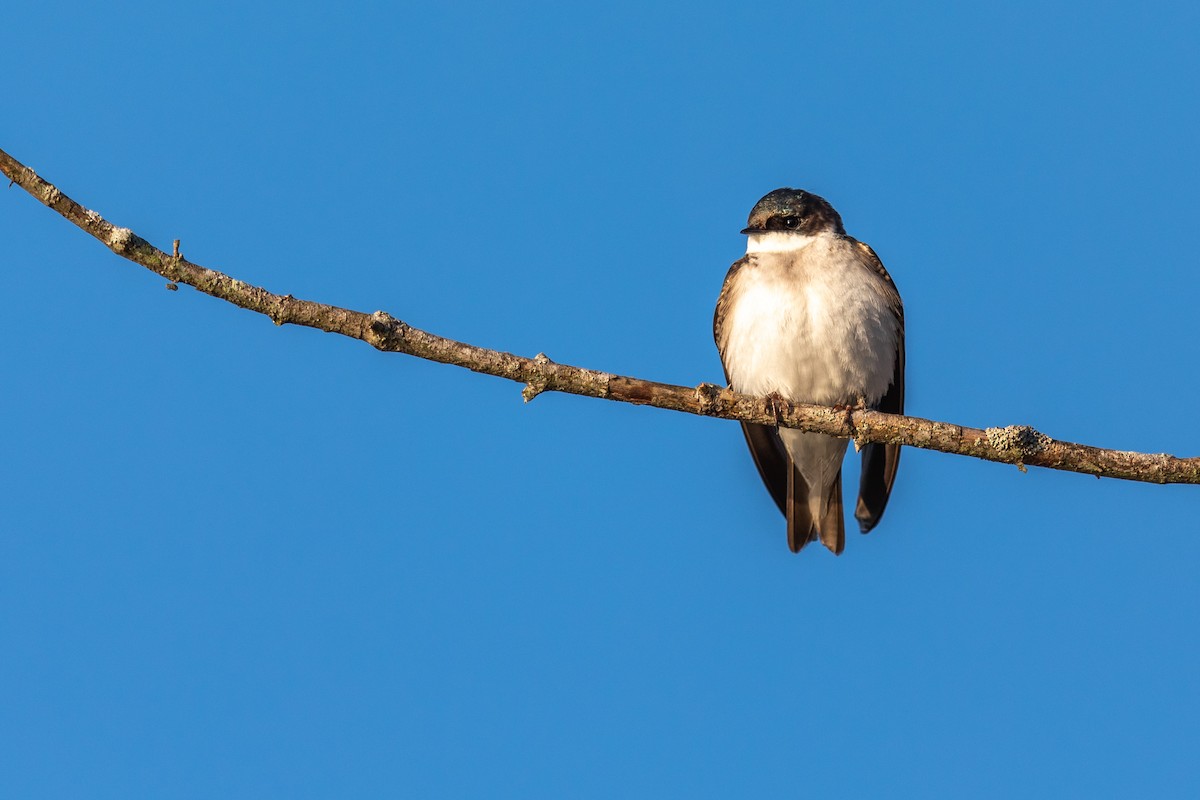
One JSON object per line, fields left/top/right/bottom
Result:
{"left": 722, "top": 259, "right": 897, "bottom": 407}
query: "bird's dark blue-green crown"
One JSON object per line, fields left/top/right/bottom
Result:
{"left": 742, "top": 188, "right": 845, "bottom": 236}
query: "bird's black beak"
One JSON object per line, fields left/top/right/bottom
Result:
{"left": 740, "top": 227, "right": 756, "bottom": 235}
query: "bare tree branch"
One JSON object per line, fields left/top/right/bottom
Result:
{"left": 3, "top": 145, "right": 1197, "bottom": 485}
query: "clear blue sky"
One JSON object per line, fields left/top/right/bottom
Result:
{"left": 3, "top": 2, "right": 1199, "bottom": 797}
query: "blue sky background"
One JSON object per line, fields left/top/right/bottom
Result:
{"left": 3, "top": 1, "right": 1199, "bottom": 797}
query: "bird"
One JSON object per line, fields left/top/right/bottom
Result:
{"left": 713, "top": 188, "right": 904, "bottom": 554}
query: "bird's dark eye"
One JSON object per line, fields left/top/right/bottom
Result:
{"left": 782, "top": 216, "right": 800, "bottom": 229}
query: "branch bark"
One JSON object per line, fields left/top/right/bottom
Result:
{"left": 3, "top": 145, "right": 1197, "bottom": 485}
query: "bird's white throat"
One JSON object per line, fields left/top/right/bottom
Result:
{"left": 745, "top": 231, "right": 821, "bottom": 254}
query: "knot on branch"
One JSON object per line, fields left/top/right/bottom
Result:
{"left": 269, "top": 294, "right": 295, "bottom": 326}
{"left": 694, "top": 382, "right": 733, "bottom": 415}
{"left": 985, "top": 424, "right": 1051, "bottom": 471}
{"left": 366, "top": 310, "right": 409, "bottom": 350}
{"left": 522, "top": 352, "right": 554, "bottom": 402}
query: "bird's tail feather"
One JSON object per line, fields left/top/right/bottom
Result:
{"left": 786, "top": 465, "right": 845, "bottom": 555}
{"left": 818, "top": 472, "right": 845, "bottom": 555}
{"left": 786, "top": 465, "right": 815, "bottom": 553}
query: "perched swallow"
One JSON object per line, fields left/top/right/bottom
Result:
{"left": 714, "top": 189, "right": 904, "bottom": 554}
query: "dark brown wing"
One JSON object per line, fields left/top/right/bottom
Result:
{"left": 737, "top": 422, "right": 787, "bottom": 516}
{"left": 713, "top": 255, "right": 750, "bottom": 359}
{"left": 848, "top": 239, "right": 904, "bottom": 533}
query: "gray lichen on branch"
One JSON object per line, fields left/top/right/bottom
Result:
{"left": 2, "top": 144, "right": 1198, "bottom": 486}
{"left": 985, "top": 425, "right": 1052, "bottom": 472}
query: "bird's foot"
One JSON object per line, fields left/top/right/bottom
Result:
{"left": 764, "top": 391, "right": 792, "bottom": 424}
{"left": 831, "top": 394, "right": 870, "bottom": 413}
{"left": 831, "top": 396, "right": 871, "bottom": 451}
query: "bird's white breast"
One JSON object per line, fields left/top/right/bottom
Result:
{"left": 721, "top": 234, "right": 899, "bottom": 407}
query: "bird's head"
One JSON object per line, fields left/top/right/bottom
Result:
{"left": 742, "top": 188, "right": 845, "bottom": 238}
